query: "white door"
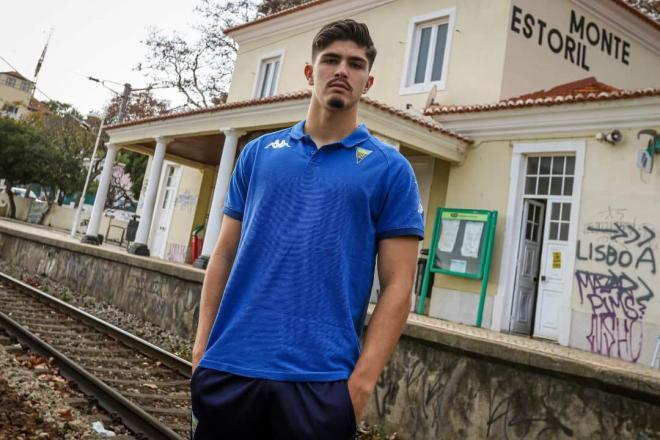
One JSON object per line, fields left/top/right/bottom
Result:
{"left": 518, "top": 154, "right": 577, "bottom": 341}
{"left": 151, "top": 165, "right": 180, "bottom": 258}
{"left": 510, "top": 199, "right": 545, "bottom": 335}
{"left": 534, "top": 199, "right": 572, "bottom": 339}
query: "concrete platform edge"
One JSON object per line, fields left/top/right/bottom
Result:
{"left": 0, "top": 222, "right": 204, "bottom": 283}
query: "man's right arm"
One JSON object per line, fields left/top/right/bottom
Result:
{"left": 191, "top": 215, "right": 242, "bottom": 372}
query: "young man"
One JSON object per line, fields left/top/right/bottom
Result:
{"left": 191, "top": 19, "right": 424, "bottom": 439}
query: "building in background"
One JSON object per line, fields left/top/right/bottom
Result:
{"left": 0, "top": 71, "right": 50, "bottom": 119}
{"left": 0, "top": 71, "right": 35, "bottom": 119}
{"left": 99, "top": 0, "right": 659, "bottom": 365}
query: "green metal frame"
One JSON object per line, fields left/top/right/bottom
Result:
{"left": 417, "top": 208, "right": 498, "bottom": 327}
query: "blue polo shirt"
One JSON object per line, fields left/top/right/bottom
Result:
{"left": 199, "top": 120, "right": 424, "bottom": 381}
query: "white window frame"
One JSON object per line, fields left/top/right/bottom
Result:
{"left": 252, "top": 50, "right": 285, "bottom": 99}
{"left": 400, "top": 7, "right": 456, "bottom": 95}
{"left": 5, "top": 77, "right": 17, "bottom": 88}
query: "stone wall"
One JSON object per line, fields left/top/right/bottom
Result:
{"left": 0, "top": 227, "right": 202, "bottom": 339}
{"left": 1, "top": 223, "right": 658, "bottom": 439}
{"left": 366, "top": 335, "right": 659, "bottom": 439}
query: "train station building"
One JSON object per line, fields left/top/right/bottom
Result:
{"left": 84, "top": 0, "right": 660, "bottom": 365}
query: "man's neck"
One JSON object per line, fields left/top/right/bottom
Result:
{"left": 304, "top": 99, "right": 359, "bottom": 148}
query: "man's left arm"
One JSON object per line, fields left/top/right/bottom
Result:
{"left": 348, "top": 235, "right": 419, "bottom": 422}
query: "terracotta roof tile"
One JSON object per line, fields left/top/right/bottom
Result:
{"left": 107, "top": 90, "right": 312, "bottom": 129}
{"left": 613, "top": 0, "right": 660, "bottom": 30}
{"left": 225, "top": 0, "right": 330, "bottom": 35}
{"left": 1, "top": 71, "right": 31, "bottom": 82}
{"left": 425, "top": 82, "right": 660, "bottom": 116}
{"left": 107, "top": 90, "right": 471, "bottom": 144}
{"left": 226, "top": 0, "right": 659, "bottom": 35}
{"left": 28, "top": 97, "right": 51, "bottom": 114}
{"left": 508, "top": 77, "right": 621, "bottom": 101}
{"left": 359, "top": 96, "right": 471, "bottom": 143}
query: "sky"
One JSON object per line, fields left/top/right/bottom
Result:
{"left": 0, "top": 0, "right": 202, "bottom": 115}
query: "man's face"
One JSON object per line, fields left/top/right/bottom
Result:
{"left": 306, "top": 40, "right": 374, "bottom": 111}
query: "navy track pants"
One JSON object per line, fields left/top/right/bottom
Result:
{"left": 191, "top": 367, "right": 357, "bottom": 439}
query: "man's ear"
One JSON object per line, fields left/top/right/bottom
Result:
{"left": 363, "top": 75, "right": 374, "bottom": 94}
{"left": 304, "top": 64, "right": 314, "bottom": 85}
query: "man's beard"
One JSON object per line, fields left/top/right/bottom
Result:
{"left": 327, "top": 97, "right": 346, "bottom": 109}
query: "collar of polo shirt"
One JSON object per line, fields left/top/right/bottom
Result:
{"left": 289, "top": 120, "right": 371, "bottom": 148}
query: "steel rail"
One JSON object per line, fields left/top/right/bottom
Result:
{"left": 0, "top": 272, "right": 191, "bottom": 377}
{"left": 0, "top": 311, "right": 183, "bottom": 440}
{"left": 0, "top": 272, "right": 191, "bottom": 440}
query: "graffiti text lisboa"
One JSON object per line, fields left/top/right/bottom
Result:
{"left": 576, "top": 210, "right": 656, "bottom": 363}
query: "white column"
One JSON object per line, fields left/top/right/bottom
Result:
{"left": 128, "top": 136, "right": 170, "bottom": 256}
{"left": 82, "top": 143, "right": 118, "bottom": 245}
{"left": 194, "top": 128, "right": 245, "bottom": 268}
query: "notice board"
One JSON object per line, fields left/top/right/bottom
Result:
{"left": 418, "top": 208, "right": 498, "bottom": 324}
{"left": 432, "top": 210, "right": 495, "bottom": 279}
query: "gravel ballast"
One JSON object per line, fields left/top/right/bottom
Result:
{"left": 0, "top": 259, "right": 192, "bottom": 361}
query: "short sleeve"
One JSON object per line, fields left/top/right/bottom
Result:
{"left": 223, "top": 141, "right": 257, "bottom": 221}
{"left": 376, "top": 157, "right": 425, "bottom": 241}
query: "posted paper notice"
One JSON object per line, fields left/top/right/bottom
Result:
{"left": 438, "top": 219, "right": 460, "bottom": 252}
{"left": 461, "top": 221, "right": 484, "bottom": 258}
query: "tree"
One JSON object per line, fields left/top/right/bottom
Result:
{"left": 103, "top": 90, "right": 170, "bottom": 203}
{"left": 137, "top": 0, "right": 311, "bottom": 109}
{"left": 257, "top": 0, "right": 311, "bottom": 15}
{"left": 28, "top": 101, "right": 103, "bottom": 210}
{"left": 624, "top": 0, "right": 660, "bottom": 21}
{"left": 0, "top": 117, "right": 83, "bottom": 219}
{"left": 104, "top": 89, "right": 169, "bottom": 124}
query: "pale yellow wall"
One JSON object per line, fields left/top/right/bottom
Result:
{"left": 569, "top": 127, "right": 659, "bottom": 364}
{"left": 194, "top": 167, "right": 217, "bottom": 242}
{"left": 501, "top": 0, "right": 660, "bottom": 99}
{"left": 0, "top": 81, "right": 31, "bottom": 119}
{"left": 164, "top": 166, "right": 203, "bottom": 263}
{"left": 0, "top": 84, "right": 31, "bottom": 105}
{"left": 422, "top": 159, "right": 450, "bottom": 250}
{"left": 436, "top": 141, "right": 512, "bottom": 295}
{"left": 228, "top": 0, "right": 512, "bottom": 108}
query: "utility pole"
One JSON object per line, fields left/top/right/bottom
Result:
{"left": 70, "top": 116, "right": 106, "bottom": 238}
{"left": 117, "top": 83, "right": 131, "bottom": 123}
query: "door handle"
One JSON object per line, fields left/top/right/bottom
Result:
{"left": 541, "top": 275, "right": 546, "bottom": 282}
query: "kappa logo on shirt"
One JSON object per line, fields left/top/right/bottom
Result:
{"left": 265, "top": 139, "right": 291, "bottom": 149}
{"left": 356, "top": 147, "right": 372, "bottom": 164}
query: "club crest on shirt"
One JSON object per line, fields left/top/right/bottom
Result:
{"left": 266, "top": 139, "right": 290, "bottom": 149}
{"left": 356, "top": 147, "right": 372, "bottom": 164}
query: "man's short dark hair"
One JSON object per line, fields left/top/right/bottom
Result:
{"left": 312, "top": 19, "right": 377, "bottom": 70}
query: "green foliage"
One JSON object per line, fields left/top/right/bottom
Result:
{"left": 0, "top": 117, "right": 51, "bottom": 187}
{"left": 118, "top": 151, "right": 148, "bottom": 198}
{"left": 0, "top": 116, "right": 86, "bottom": 218}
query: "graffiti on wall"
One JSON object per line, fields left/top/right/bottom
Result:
{"left": 165, "top": 243, "right": 188, "bottom": 264}
{"left": 575, "top": 207, "right": 656, "bottom": 362}
{"left": 175, "top": 189, "right": 197, "bottom": 213}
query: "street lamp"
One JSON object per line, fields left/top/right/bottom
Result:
{"left": 70, "top": 115, "right": 106, "bottom": 237}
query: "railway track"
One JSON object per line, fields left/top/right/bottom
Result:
{"left": 0, "top": 272, "right": 192, "bottom": 439}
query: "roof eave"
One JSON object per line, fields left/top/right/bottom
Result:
{"left": 225, "top": 0, "right": 395, "bottom": 45}
{"left": 432, "top": 96, "right": 660, "bottom": 140}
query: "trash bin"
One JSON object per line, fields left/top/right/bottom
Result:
{"left": 126, "top": 215, "right": 139, "bottom": 243}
